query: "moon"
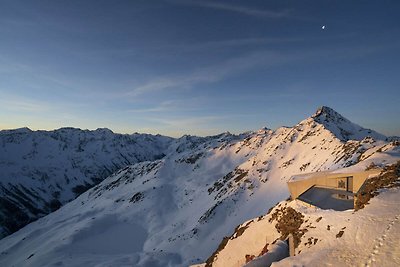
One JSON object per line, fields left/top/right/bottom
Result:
{"left": 322, "top": 25, "right": 326, "bottom": 30}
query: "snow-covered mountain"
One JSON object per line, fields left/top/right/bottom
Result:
{"left": 0, "top": 127, "right": 173, "bottom": 238}
{"left": 311, "top": 106, "right": 386, "bottom": 141}
{"left": 0, "top": 106, "right": 396, "bottom": 267}
{"left": 203, "top": 159, "right": 400, "bottom": 267}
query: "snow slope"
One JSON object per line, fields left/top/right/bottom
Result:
{"left": 206, "top": 185, "right": 400, "bottom": 267}
{"left": 311, "top": 106, "right": 386, "bottom": 141}
{"left": 0, "top": 127, "right": 173, "bottom": 238}
{"left": 203, "top": 147, "right": 400, "bottom": 267}
{"left": 0, "top": 107, "right": 394, "bottom": 266}
{"left": 274, "top": 187, "right": 400, "bottom": 267}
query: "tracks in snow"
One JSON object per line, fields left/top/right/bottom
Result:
{"left": 364, "top": 214, "right": 400, "bottom": 267}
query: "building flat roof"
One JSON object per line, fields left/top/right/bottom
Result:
{"left": 289, "top": 169, "right": 381, "bottom": 183}
{"left": 289, "top": 171, "right": 330, "bottom": 182}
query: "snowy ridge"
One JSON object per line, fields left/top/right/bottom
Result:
{"left": 206, "top": 152, "right": 400, "bottom": 267}
{"left": 311, "top": 106, "right": 386, "bottom": 141}
{"left": 0, "top": 107, "right": 395, "bottom": 266}
{"left": 0, "top": 127, "right": 173, "bottom": 238}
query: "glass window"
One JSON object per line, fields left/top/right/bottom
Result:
{"left": 338, "top": 179, "right": 346, "bottom": 189}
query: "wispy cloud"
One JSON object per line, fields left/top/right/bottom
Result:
{"left": 0, "top": 55, "right": 89, "bottom": 94}
{"left": 0, "top": 93, "right": 51, "bottom": 113}
{"left": 152, "top": 115, "right": 222, "bottom": 127}
{"left": 126, "top": 100, "right": 178, "bottom": 113}
{"left": 126, "top": 50, "right": 295, "bottom": 97}
{"left": 0, "top": 91, "right": 93, "bottom": 114}
{"left": 171, "top": 37, "right": 303, "bottom": 52}
{"left": 170, "top": 0, "right": 291, "bottom": 19}
{"left": 124, "top": 38, "right": 391, "bottom": 98}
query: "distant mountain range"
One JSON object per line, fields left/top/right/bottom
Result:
{"left": 0, "top": 106, "right": 398, "bottom": 267}
{"left": 0, "top": 127, "right": 172, "bottom": 237}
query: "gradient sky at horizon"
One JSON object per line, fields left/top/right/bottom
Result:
{"left": 0, "top": 0, "right": 399, "bottom": 137}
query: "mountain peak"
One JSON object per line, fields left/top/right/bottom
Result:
{"left": 310, "top": 106, "right": 386, "bottom": 141}
{"left": 94, "top": 128, "right": 114, "bottom": 134}
{"left": 0, "top": 127, "right": 32, "bottom": 134}
{"left": 312, "top": 106, "right": 346, "bottom": 121}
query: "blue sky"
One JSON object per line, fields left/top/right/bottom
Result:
{"left": 0, "top": 0, "right": 399, "bottom": 137}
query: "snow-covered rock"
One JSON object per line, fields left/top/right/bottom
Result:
{"left": 0, "top": 127, "right": 173, "bottom": 238}
{"left": 311, "top": 106, "right": 386, "bottom": 141}
{"left": 204, "top": 157, "right": 400, "bottom": 267}
{"left": 0, "top": 107, "right": 396, "bottom": 267}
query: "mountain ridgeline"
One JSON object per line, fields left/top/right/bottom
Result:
{"left": 0, "top": 107, "right": 398, "bottom": 267}
{"left": 0, "top": 127, "right": 173, "bottom": 238}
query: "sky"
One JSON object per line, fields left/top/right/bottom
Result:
{"left": 0, "top": 0, "right": 399, "bottom": 137}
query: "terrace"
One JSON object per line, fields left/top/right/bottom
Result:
{"left": 287, "top": 169, "right": 381, "bottom": 211}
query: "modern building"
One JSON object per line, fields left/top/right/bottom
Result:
{"left": 287, "top": 169, "right": 381, "bottom": 211}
